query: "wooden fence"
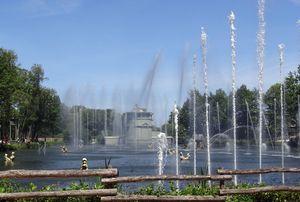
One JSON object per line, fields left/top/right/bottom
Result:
{"left": 0, "top": 169, "right": 118, "bottom": 200}
{"left": 0, "top": 167, "right": 299, "bottom": 201}
{"left": 217, "top": 167, "right": 300, "bottom": 196}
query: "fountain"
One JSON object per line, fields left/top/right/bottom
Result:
{"left": 192, "top": 54, "right": 197, "bottom": 175}
{"left": 257, "top": 0, "right": 266, "bottom": 184}
{"left": 246, "top": 100, "right": 250, "bottom": 153}
{"left": 157, "top": 132, "right": 168, "bottom": 176}
{"left": 245, "top": 100, "right": 257, "bottom": 145}
{"left": 261, "top": 143, "right": 267, "bottom": 152}
{"left": 217, "top": 102, "right": 221, "bottom": 134}
{"left": 73, "top": 106, "right": 80, "bottom": 149}
{"left": 201, "top": 27, "right": 211, "bottom": 186}
{"left": 229, "top": 11, "right": 237, "bottom": 186}
{"left": 173, "top": 103, "right": 179, "bottom": 188}
{"left": 274, "top": 98, "right": 277, "bottom": 143}
{"left": 279, "top": 43, "right": 285, "bottom": 184}
{"left": 298, "top": 95, "right": 300, "bottom": 147}
{"left": 225, "top": 142, "right": 231, "bottom": 152}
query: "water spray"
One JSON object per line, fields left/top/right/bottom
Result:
{"left": 201, "top": 27, "right": 211, "bottom": 186}
{"left": 279, "top": 43, "right": 285, "bottom": 184}
{"left": 173, "top": 103, "right": 179, "bottom": 189}
{"left": 257, "top": 0, "right": 266, "bottom": 184}
{"left": 229, "top": 11, "right": 238, "bottom": 186}
{"left": 192, "top": 54, "right": 197, "bottom": 175}
{"left": 157, "top": 132, "right": 168, "bottom": 178}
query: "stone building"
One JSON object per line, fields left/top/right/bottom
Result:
{"left": 123, "top": 105, "right": 158, "bottom": 146}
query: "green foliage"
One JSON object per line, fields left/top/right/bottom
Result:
{"left": 0, "top": 48, "right": 61, "bottom": 142}
{"left": 137, "top": 184, "right": 168, "bottom": 196}
{"left": 0, "top": 179, "right": 105, "bottom": 202}
{"left": 179, "top": 183, "right": 219, "bottom": 196}
{"left": 136, "top": 182, "right": 300, "bottom": 202}
{"left": 226, "top": 192, "right": 300, "bottom": 202}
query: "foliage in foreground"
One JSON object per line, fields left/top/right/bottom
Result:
{"left": 0, "top": 179, "right": 104, "bottom": 202}
{"left": 135, "top": 182, "right": 300, "bottom": 202}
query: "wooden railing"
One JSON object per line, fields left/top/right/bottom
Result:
{"left": 101, "top": 174, "right": 231, "bottom": 201}
{"left": 217, "top": 167, "right": 300, "bottom": 196}
{"left": 101, "top": 174, "right": 232, "bottom": 188}
{"left": 0, "top": 169, "right": 118, "bottom": 179}
{"left": 217, "top": 167, "right": 300, "bottom": 175}
{"left": 0, "top": 168, "right": 118, "bottom": 200}
{"left": 0, "top": 167, "right": 299, "bottom": 201}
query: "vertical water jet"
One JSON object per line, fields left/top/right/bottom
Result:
{"left": 279, "top": 43, "right": 285, "bottom": 184}
{"left": 229, "top": 11, "right": 237, "bottom": 186}
{"left": 217, "top": 102, "right": 221, "bottom": 134}
{"left": 298, "top": 95, "right": 300, "bottom": 147}
{"left": 246, "top": 100, "right": 250, "bottom": 152}
{"left": 274, "top": 98, "right": 277, "bottom": 143}
{"left": 157, "top": 132, "right": 168, "bottom": 176}
{"left": 192, "top": 54, "right": 197, "bottom": 175}
{"left": 173, "top": 103, "right": 179, "bottom": 189}
{"left": 201, "top": 27, "right": 211, "bottom": 186}
{"left": 257, "top": 0, "right": 266, "bottom": 184}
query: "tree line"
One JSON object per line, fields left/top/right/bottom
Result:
{"left": 0, "top": 48, "right": 117, "bottom": 144}
{"left": 163, "top": 65, "right": 300, "bottom": 146}
{"left": 1, "top": 47, "right": 300, "bottom": 146}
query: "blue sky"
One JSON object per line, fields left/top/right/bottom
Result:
{"left": 0, "top": 0, "right": 299, "bottom": 123}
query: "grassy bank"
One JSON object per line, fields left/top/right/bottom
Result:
{"left": 0, "top": 141, "right": 64, "bottom": 152}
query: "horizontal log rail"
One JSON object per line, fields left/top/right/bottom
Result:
{"left": 219, "top": 186, "right": 300, "bottom": 195}
{"left": 101, "top": 195, "right": 227, "bottom": 201}
{"left": 101, "top": 175, "right": 232, "bottom": 185}
{"left": 0, "top": 189, "right": 117, "bottom": 200}
{"left": 217, "top": 167, "right": 300, "bottom": 175}
{"left": 0, "top": 169, "right": 118, "bottom": 179}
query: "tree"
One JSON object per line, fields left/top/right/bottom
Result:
{"left": 284, "top": 65, "right": 300, "bottom": 129}
{"left": 28, "top": 65, "right": 46, "bottom": 140}
{"left": 264, "top": 83, "right": 281, "bottom": 139}
{"left": 234, "top": 85, "right": 258, "bottom": 142}
{"left": 0, "top": 49, "right": 19, "bottom": 141}
{"left": 209, "top": 89, "right": 228, "bottom": 135}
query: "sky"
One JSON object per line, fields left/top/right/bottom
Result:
{"left": 0, "top": 0, "right": 299, "bottom": 123}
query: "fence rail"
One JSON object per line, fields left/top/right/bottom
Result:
{"left": 220, "top": 186, "right": 300, "bottom": 195}
{"left": 0, "top": 189, "right": 117, "bottom": 200}
{"left": 101, "top": 195, "right": 227, "bottom": 202}
{"left": 0, "top": 169, "right": 118, "bottom": 179}
{"left": 217, "top": 167, "right": 300, "bottom": 175}
{"left": 101, "top": 174, "right": 232, "bottom": 185}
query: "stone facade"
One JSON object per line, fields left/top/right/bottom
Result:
{"left": 123, "top": 105, "right": 158, "bottom": 146}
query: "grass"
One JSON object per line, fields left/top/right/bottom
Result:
{"left": 0, "top": 141, "right": 64, "bottom": 152}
